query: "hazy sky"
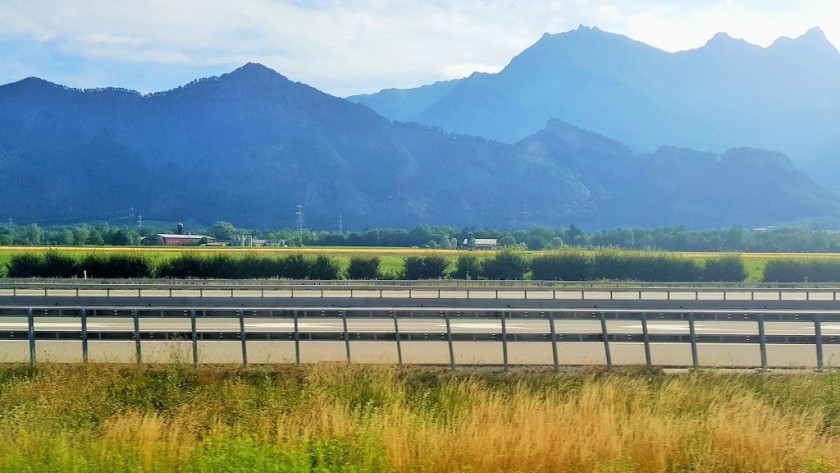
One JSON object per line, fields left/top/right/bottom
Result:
{"left": 1, "top": 0, "right": 838, "bottom": 97}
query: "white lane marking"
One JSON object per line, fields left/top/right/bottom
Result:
{"left": 0, "top": 322, "right": 83, "bottom": 328}
{"left": 619, "top": 323, "right": 691, "bottom": 331}
{"left": 246, "top": 323, "right": 337, "bottom": 329}
{"left": 441, "top": 322, "right": 521, "bottom": 329}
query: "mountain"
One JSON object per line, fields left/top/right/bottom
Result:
{"left": 0, "top": 65, "right": 594, "bottom": 229}
{"left": 0, "top": 64, "right": 837, "bottom": 229}
{"left": 349, "top": 26, "right": 840, "bottom": 190}
{"left": 516, "top": 119, "right": 840, "bottom": 228}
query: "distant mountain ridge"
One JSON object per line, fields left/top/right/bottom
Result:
{"left": 0, "top": 63, "right": 837, "bottom": 229}
{"left": 349, "top": 26, "right": 840, "bottom": 191}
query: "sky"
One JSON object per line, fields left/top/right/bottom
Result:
{"left": 1, "top": 0, "right": 839, "bottom": 97}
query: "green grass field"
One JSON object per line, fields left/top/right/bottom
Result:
{"left": 0, "top": 364, "right": 839, "bottom": 472}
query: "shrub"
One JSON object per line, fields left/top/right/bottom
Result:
{"left": 157, "top": 254, "right": 208, "bottom": 279}
{"left": 7, "top": 252, "right": 81, "bottom": 278}
{"left": 404, "top": 255, "right": 447, "bottom": 279}
{"left": 531, "top": 251, "right": 593, "bottom": 281}
{"left": 592, "top": 250, "right": 701, "bottom": 282}
{"left": 347, "top": 256, "right": 380, "bottom": 280}
{"left": 81, "top": 253, "right": 152, "bottom": 279}
{"left": 7, "top": 253, "right": 48, "bottom": 278}
{"left": 483, "top": 249, "right": 530, "bottom": 280}
{"left": 703, "top": 255, "right": 746, "bottom": 282}
{"left": 451, "top": 254, "right": 484, "bottom": 279}
{"left": 763, "top": 259, "right": 840, "bottom": 282}
{"left": 280, "top": 254, "right": 311, "bottom": 279}
{"left": 309, "top": 255, "right": 342, "bottom": 280}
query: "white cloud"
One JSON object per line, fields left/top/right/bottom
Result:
{"left": 0, "top": 0, "right": 838, "bottom": 96}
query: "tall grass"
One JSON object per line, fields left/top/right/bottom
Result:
{"left": 0, "top": 365, "right": 838, "bottom": 472}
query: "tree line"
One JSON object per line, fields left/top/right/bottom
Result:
{"left": 3, "top": 222, "right": 840, "bottom": 254}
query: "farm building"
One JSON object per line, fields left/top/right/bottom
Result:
{"left": 140, "top": 234, "right": 215, "bottom": 246}
{"left": 462, "top": 238, "right": 498, "bottom": 250}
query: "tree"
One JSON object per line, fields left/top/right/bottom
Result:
{"left": 499, "top": 235, "right": 516, "bottom": 247}
{"left": 210, "top": 221, "right": 237, "bottom": 241}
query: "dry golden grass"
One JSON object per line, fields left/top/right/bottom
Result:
{"left": 0, "top": 365, "right": 839, "bottom": 472}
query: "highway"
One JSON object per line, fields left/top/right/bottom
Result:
{"left": 1, "top": 280, "right": 839, "bottom": 368}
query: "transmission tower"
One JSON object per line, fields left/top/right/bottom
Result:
{"left": 338, "top": 214, "right": 343, "bottom": 233}
{"left": 295, "top": 204, "right": 304, "bottom": 242}
{"left": 522, "top": 203, "right": 529, "bottom": 231}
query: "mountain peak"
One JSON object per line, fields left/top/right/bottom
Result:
{"left": 770, "top": 26, "right": 838, "bottom": 56}
{"left": 228, "top": 62, "right": 283, "bottom": 78}
{"left": 703, "top": 32, "right": 755, "bottom": 49}
{"left": 219, "top": 62, "right": 289, "bottom": 82}
{"left": 802, "top": 26, "right": 827, "bottom": 41}
{"left": 237, "top": 62, "right": 273, "bottom": 72}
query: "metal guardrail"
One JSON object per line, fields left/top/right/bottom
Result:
{"left": 6, "top": 306, "right": 839, "bottom": 371}
{"left": 1, "top": 281, "right": 839, "bottom": 302}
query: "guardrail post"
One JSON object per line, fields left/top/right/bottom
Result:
{"left": 758, "top": 313, "right": 767, "bottom": 371}
{"left": 27, "top": 308, "right": 35, "bottom": 366}
{"left": 342, "top": 310, "right": 351, "bottom": 364}
{"left": 444, "top": 311, "right": 455, "bottom": 370}
{"left": 599, "top": 312, "right": 612, "bottom": 370}
{"left": 392, "top": 311, "right": 402, "bottom": 366}
{"left": 239, "top": 310, "right": 248, "bottom": 367}
{"left": 641, "top": 312, "right": 652, "bottom": 370}
{"left": 133, "top": 309, "right": 141, "bottom": 364}
{"left": 293, "top": 310, "right": 301, "bottom": 366}
{"left": 500, "top": 311, "right": 509, "bottom": 372}
{"left": 190, "top": 309, "right": 198, "bottom": 367}
{"left": 81, "top": 308, "right": 89, "bottom": 364}
{"left": 815, "top": 313, "right": 824, "bottom": 370}
{"left": 688, "top": 313, "right": 699, "bottom": 369}
{"left": 547, "top": 311, "right": 559, "bottom": 372}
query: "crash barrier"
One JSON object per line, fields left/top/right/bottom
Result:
{"left": 1, "top": 280, "right": 840, "bottom": 302}
{"left": 3, "top": 306, "right": 839, "bottom": 370}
